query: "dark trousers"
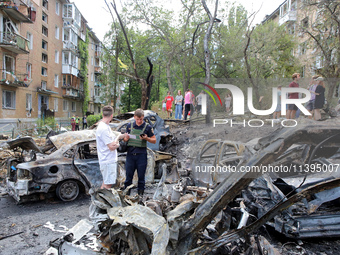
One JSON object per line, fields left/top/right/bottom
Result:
{"left": 83, "top": 123, "right": 87, "bottom": 129}
{"left": 184, "top": 104, "right": 194, "bottom": 120}
{"left": 184, "top": 104, "right": 190, "bottom": 120}
{"left": 124, "top": 153, "right": 147, "bottom": 191}
{"left": 75, "top": 124, "right": 79, "bottom": 131}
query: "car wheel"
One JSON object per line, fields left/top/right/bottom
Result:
{"left": 56, "top": 180, "right": 79, "bottom": 201}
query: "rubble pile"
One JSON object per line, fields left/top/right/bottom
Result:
{"left": 44, "top": 123, "right": 340, "bottom": 254}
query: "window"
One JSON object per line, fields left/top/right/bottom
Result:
{"left": 64, "top": 29, "right": 69, "bottom": 41}
{"left": 54, "top": 98, "right": 58, "bottom": 112}
{"left": 26, "top": 63, "right": 32, "bottom": 79}
{"left": 63, "top": 100, "right": 68, "bottom": 111}
{"left": 94, "top": 87, "right": 100, "bottom": 96}
{"left": 55, "top": 26, "right": 59, "bottom": 39}
{"left": 42, "top": 53, "right": 48, "bottom": 63}
{"left": 56, "top": 2, "right": 60, "bottom": 15}
{"left": 2, "top": 90, "right": 16, "bottom": 109}
{"left": 63, "top": 4, "right": 73, "bottom": 18}
{"left": 63, "top": 52, "right": 69, "bottom": 64}
{"left": 42, "top": 12, "right": 48, "bottom": 23}
{"left": 26, "top": 94, "right": 32, "bottom": 110}
{"left": 42, "top": 0, "right": 48, "bottom": 9}
{"left": 91, "top": 56, "right": 94, "bottom": 65}
{"left": 41, "top": 80, "right": 47, "bottom": 90}
{"left": 41, "top": 67, "right": 47, "bottom": 76}
{"left": 91, "top": 73, "right": 94, "bottom": 82}
{"left": 55, "top": 50, "right": 59, "bottom": 63}
{"left": 26, "top": 32, "right": 33, "bottom": 50}
{"left": 63, "top": 75, "right": 71, "bottom": 86}
{"left": 301, "top": 17, "right": 309, "bottom": 29}
{"left": 42, "top": 26, "right": 48, "bottom": 36}
{"left": 42, "top": 40, "right": 48, "bottom": 50}
{"left": 71, "top": 101, "right": 76, "bottom": 111}
{"left": 54, "top": 74, "right": 59, "bottom": 87}
{"left": 298, "top": 43, "right": 306, "bottom": 56}
{"left": 97, "top": 106, "right": 101, "bottom": 114}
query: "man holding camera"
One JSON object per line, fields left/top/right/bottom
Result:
{"left": 123, "top": 109, "right": 156, "bottom": 196}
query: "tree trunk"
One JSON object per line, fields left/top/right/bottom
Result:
{"left": 166, "top": 55, "right": 174, "bottom": 94}
{"left": 201, "top": 0, "right": 219, "bottom": 124}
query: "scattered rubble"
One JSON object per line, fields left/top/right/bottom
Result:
{"left": 42, "top": 122, "right": 340, "bottom": 254}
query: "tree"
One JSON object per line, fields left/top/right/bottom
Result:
{"left": 300, "top": 0, "right": 340, "bottom": 104}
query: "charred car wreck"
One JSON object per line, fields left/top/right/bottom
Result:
{"left": 5, "top": 129, "right": 178, "bottom": 203}
{"left": 47, "top": 124, "right": 340, "bottom": 254}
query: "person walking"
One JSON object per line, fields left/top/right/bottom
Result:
{"left": 184, "top": 89, "right": 194, "bottom": 120}
{"left": 96, "top": 106, "right": 121, "bottom": 189}
{"left": 75, "top": 115, "right": 80, "bottom": 131}
{"left": 287, "top": 73, "right": 300, "bottom": 119}
{"left": 314, "top": 77, "right": 325, "bottom": 121}
{"left": 175, "top": 90, "right": 183, "bottom": 120}
{"left": 71, "top": 116, "right": 76, "bottom": 131}
{"left": 164, "top": 91, "right": 174, "bottom": 119}
{"left": 306, "top": 75, "right": 319, "bottom": 119}
{"left": 225, "top": 93, "right": 232, "bottom": 114}
{"left": 82, "top": 116, "right": 87, "bottom": 129}
{"left": 123, "top": 109, "right": 156, "bottom": 196}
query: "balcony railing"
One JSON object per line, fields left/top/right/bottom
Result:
{"left": 0, "top": 32, "right": 29, "bottom": 54}
{"left": 279, "top": 10, "right": 296, "bottom": 26}
{"left": 94, "top": 66, "right": 102, "bottom": 73}
{"left": 0, "top": 1, "right": 34, "bottom": 23}
{"left": 0, "top": 69, "right": 30, "bottom": 87}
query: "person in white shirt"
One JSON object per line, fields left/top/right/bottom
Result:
{"left": 96, "top": 105, "right": 123, "bottom": 189}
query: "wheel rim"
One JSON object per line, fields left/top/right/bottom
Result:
{"left": 57, "top": 180, "right": 79, "bottom": 201}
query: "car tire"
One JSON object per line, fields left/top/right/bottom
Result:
{"left": 56, "top": 180, "right": 79, "bottom": 201}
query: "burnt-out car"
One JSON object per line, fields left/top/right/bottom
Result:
{"left": 6, "top": 136, "right": 177, "bottom": 203}
{"left": 109, "top": 110, "right": 173, "bottom": 151}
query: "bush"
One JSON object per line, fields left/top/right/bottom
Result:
{"left": 87, "top": 114, "right": 102, "bottom": 127}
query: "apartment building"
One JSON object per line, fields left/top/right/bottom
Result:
{"left": 264, "top": 0, "right": 338, "bottom": 78}
{"left": 263, "top": 0, "right": 340, "bottom": 101}
{"left": 0, "top": 0, "right": 104, "bottom": 129}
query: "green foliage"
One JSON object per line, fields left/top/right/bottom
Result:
{"left": 87, "top": 114, "right": 102, "bottom": 127}
{"left": 79, "top": 31, "right": 90, "bottom": 114}
{"left": 36, "top": 117, "right": 56, "bottom": 128}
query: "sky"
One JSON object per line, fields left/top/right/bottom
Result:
{"left": 71, "top": 0, "right": 284, "bottom": 42}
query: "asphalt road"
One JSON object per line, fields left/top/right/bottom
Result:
{"left": 0, "top": 191, "right": 90, "bottom": 255}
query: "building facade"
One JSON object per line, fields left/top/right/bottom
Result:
{"left": 0, "top": 0, "right": 103, "bottom": 129}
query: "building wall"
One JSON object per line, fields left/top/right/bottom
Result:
{"left": 0, "top": 0, "right": 102, "bottom": 130}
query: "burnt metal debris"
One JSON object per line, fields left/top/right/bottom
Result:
{"left": 41, "top": 124, "right": 340, "bottom": 254}
{"left": 4, "top": 119, "right": 178, "bottom": 203}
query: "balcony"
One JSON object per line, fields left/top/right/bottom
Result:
{"left": 93, "top": 95, "right": 104, "bottom": 104}
{"left": 62, "top": 87, "right": 81, "bottom": 99}
{"left": 94, "top": 66, "right": 102, "bottom": 73}
{"left": 62, "top": 64, "right": 78, "bottom": 76}
{"left": 95, "top": 50, "right": 101, "bottom": 58}
{"left": 0, "top": 2, "right": 34, "bottom": 23}
{"left": 279, "top": 10, "right": 296, "bottom": 26}
{"left": 63, "top": 41, "right": 77, "bottom": 51}
{"left": 0, "top": 32, "right": 29, "bottom": 54}
{"left": 0, "top": 69, "right": 30, "bottom": 87}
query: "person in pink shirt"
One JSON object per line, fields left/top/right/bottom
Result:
{"left": 184, "top": 89, "right": 194, "bottom": 120}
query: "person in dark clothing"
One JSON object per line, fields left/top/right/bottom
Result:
{"left": 314, "top": 77, "right": 325, "bottom": 121}
{"left": 82, "top": 116, "right": 87, "bottom": 129}
{"left": 122, "top": 109, "right": 156, "bottom": 195}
